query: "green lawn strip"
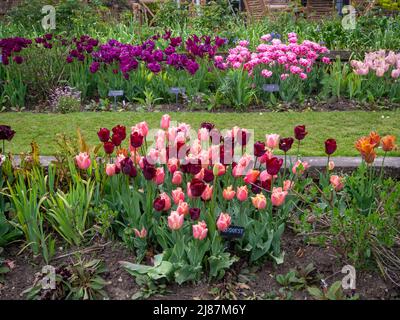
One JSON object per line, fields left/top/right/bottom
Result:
{"left": 1, "top": 110, "right": 399, "bottom": 157}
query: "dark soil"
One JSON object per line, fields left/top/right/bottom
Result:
{"left": 0, "top": 230, "right": 399, "bottom": 300}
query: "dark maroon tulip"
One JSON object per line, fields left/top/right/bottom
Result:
{"left": 153, "top": 197, "right": 166, "bottom": 211}
{"left": 254, "top": 141, "right": 266, "bottom": 157}
{"left": 189, "top": 207, "right": 201, "bottom": 220}
{"left": 251, "top": 180, "right": 262, "bottom": 194}
{"left": 187, "top": 161, "right": 202, "bottom": 175}
{"left": 325, "top": 138, "right": 337, "bottom": 155}
{"left": 112, "top": 125, "right": 126, "bottom": 141}
{"left": 0, "top": 125, "right": 15, "bottom": 141}
{"left": 111, "top": 134, "right": 122, "bottom": 147}
{"left": 130, "top": 132, "right": 144, "bottom": 148}
{"left": 120, "top": 157, "right": 137, "bottom": 177}
{"left": 189, "top": 178, "right": 206, "bottom": 197}
{"left": 200, "top": 122, "right": 215, "bottom": 132}
{"left": 261, "top": 179, "right": 272, "bottom": 192}
{"left": 203, "top": 169, "right": 214, "bottom": 183}
{"left": 142, "top": 158, "right": 156, "bottom": 180}
{"left": 266, "top": 157, "right": 283, "bottom": 176}
{"left": 294, "top": 125, "right": 308, "bottom": 141}
{"left": 103, "top": 141, "right": 115, "bottom": 155}
{"left": 97, "top": 128, "right": 110, "bottom": 143}
{"left": 279, "top": 137, "right": 294, "bottom": 153}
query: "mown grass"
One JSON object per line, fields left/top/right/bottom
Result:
{"left": 1, "top": 110, "right": 399, "bottom": 157}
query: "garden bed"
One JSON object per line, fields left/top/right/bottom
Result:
{"left": 1, "top": 229, "right": 397, "bottom": 300}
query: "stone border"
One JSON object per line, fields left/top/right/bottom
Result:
{"left": 12, "top": 156, "right": 400, "bottom": 179}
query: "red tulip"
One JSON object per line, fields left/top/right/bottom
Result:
{"left": 130, "top": 131, "right": 144, "bottom": 148}
{"left": 294, "top": 125, "right": 307, "bottom": 141}
{"left": 153, "top": 197, "right": 166, "bottom": 211}
{"left": 111, "top": 134, "right": 122, "bottom": 147}
{"left": 266, "top": 157, "right": 283, "bottom": 176}
{"left": 103, "top": 141, "right": 115, "bottom": 154}
{"left": 254, "top": 141, "right": 266, "bottom": 157}
{"left": 279, "top": 137, "right": 294, "bottom": 152}
{"left": 189, "top": 178, "right": 206, "bottom": 197}
{"left": 325, "top": 138, "right": 337, "bottom": 155}
{"left": 112, "top": 125, "right": 126, "bottom": 140}
{"left": 97, "top": 128, "right": 110, "bottom": 142}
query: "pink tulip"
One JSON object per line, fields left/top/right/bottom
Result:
{"left": 258, "top": 150, "right": 273, "bottom": 164}
{"left": 236, "top": 185, "right": 248, "bottom": 201}
{"left": 391, "top": 69, "right": 400, "bottom": 79}
{"left": 167, "top": 158, "right": 179, "bottom": 173}
{"left": 251, "top": 193, "right": 267, "bottom": 210}
{"left": 223, "top": 186, "right": 236, "bottom": 200}
{"left": 198, "top": 128, "right": 209, "bottom": 141}
{"left": 216, "top": 212, "right": 232, "bottom": 232}
{"left": 330, "top": 175, "right": 345, "bottom": 191}
{"left": 171, "top": 187, "right": 185, "bottom": 205}
{"left": 271, "top": 187, "right": 288, "bottom": 206}
{"left": 244, "top": 169, "right": 260, "bottom": 184}
{"left": 106, "top": 163, "right": 117, "bottom": 177}
{"left": 148, "top": 148, "right": 159, "bottom": 164}
{"left": 260, "top": 170, "right": 276, "bottom": 182}
{"left": 201, "top": 185, "right": 213, "bottom": 201}
{"left": 160, "top": 192, "right": 171, "bottom": 211}
{"left": 134, "top": 227, "right": 147, "bottom": 238}
{"left": 160, "top": 114, "right": 171, "bottom": 129}
{"left": 75, "top": 152, "right": 91, "bottom": 170}
{"left": 266, "top": 134, "right": 280, "bottom": 149}
{"left": 193, "top": 221, "right": 208, "bottom": 240}
{"left": 283, "top": 180, "right": 294, "bottom": 191}
{"left": 168, "top": 211, "right": 184, "bottom": 230}
{"left": 328, "top": 160, "right": 335, "bottom": 171}
{"left": 177, "top": 201, "right": 189, "bottom": 215}
{"left": 154, "top": 167, "right": 165, "bottom": 185}
{"left": 138, "top": 121, "right": 149, "bottom": 137}
{"left": 292, "top": 160, "right": 310, "bottom": 175}
{"left": 195, "top": 168, "right": 205, "bottom": 180}
{"left": 213, "top": 162, "right": 226, "bottom": 176}
{"left": 187, "top": 182, "right": 193, "bottom": 199}
{"left": 172, "top": 171, "right": 183, "bottom": 185}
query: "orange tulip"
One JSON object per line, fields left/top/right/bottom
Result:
{"left": 381, "top": 135, "right": 396, "bottom": 152}
{"left": 355, "top": 136, "right": 377, "bottom": 164}
{"left": 369, "top": 131, "right": 381, "bottom": 147}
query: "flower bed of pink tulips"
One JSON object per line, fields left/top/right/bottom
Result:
{"left": 70, "top": 114, "right": 355, "bottom": 284}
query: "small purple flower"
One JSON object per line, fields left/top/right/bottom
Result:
{"left": 89, "top": 61, "right": 100, "bottom": 73}
{"left": 147, "top": 62, "right": 161, "bottom": 73}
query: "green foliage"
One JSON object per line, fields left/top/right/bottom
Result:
{"left": 23, "top": 256, "right": 109, "bottom": 300}
{"left": 378, "top": 0, "right": 400, "bottom": 10}
{"left": 307, "top": 281, "right": 359, "bottom": 300}
{"left": 7, "top": 172, "right": 55, "bottom": 263}
{"left": 217, "top": 69, "right": 256, "bottom": 110}
{"left": 46, "top": 178, "right": 95, "bottom": 246}
{"left": 56, "top": 95, "right": 81, "bottom": 114}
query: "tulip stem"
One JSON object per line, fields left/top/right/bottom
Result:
{"left": 326, "top": 155, "right": 330, "bottom": 174}
{"left": 297, "top": 140, "right": 301, "bottom": 160}
{"left": 2, "top": 140, "right": 4, "bottom": 155}
{"left": 379, "top": 151, "right": 387, "bottom": 182}
{"left": 283, "top": 152, "right": 287, "bottom": 181}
